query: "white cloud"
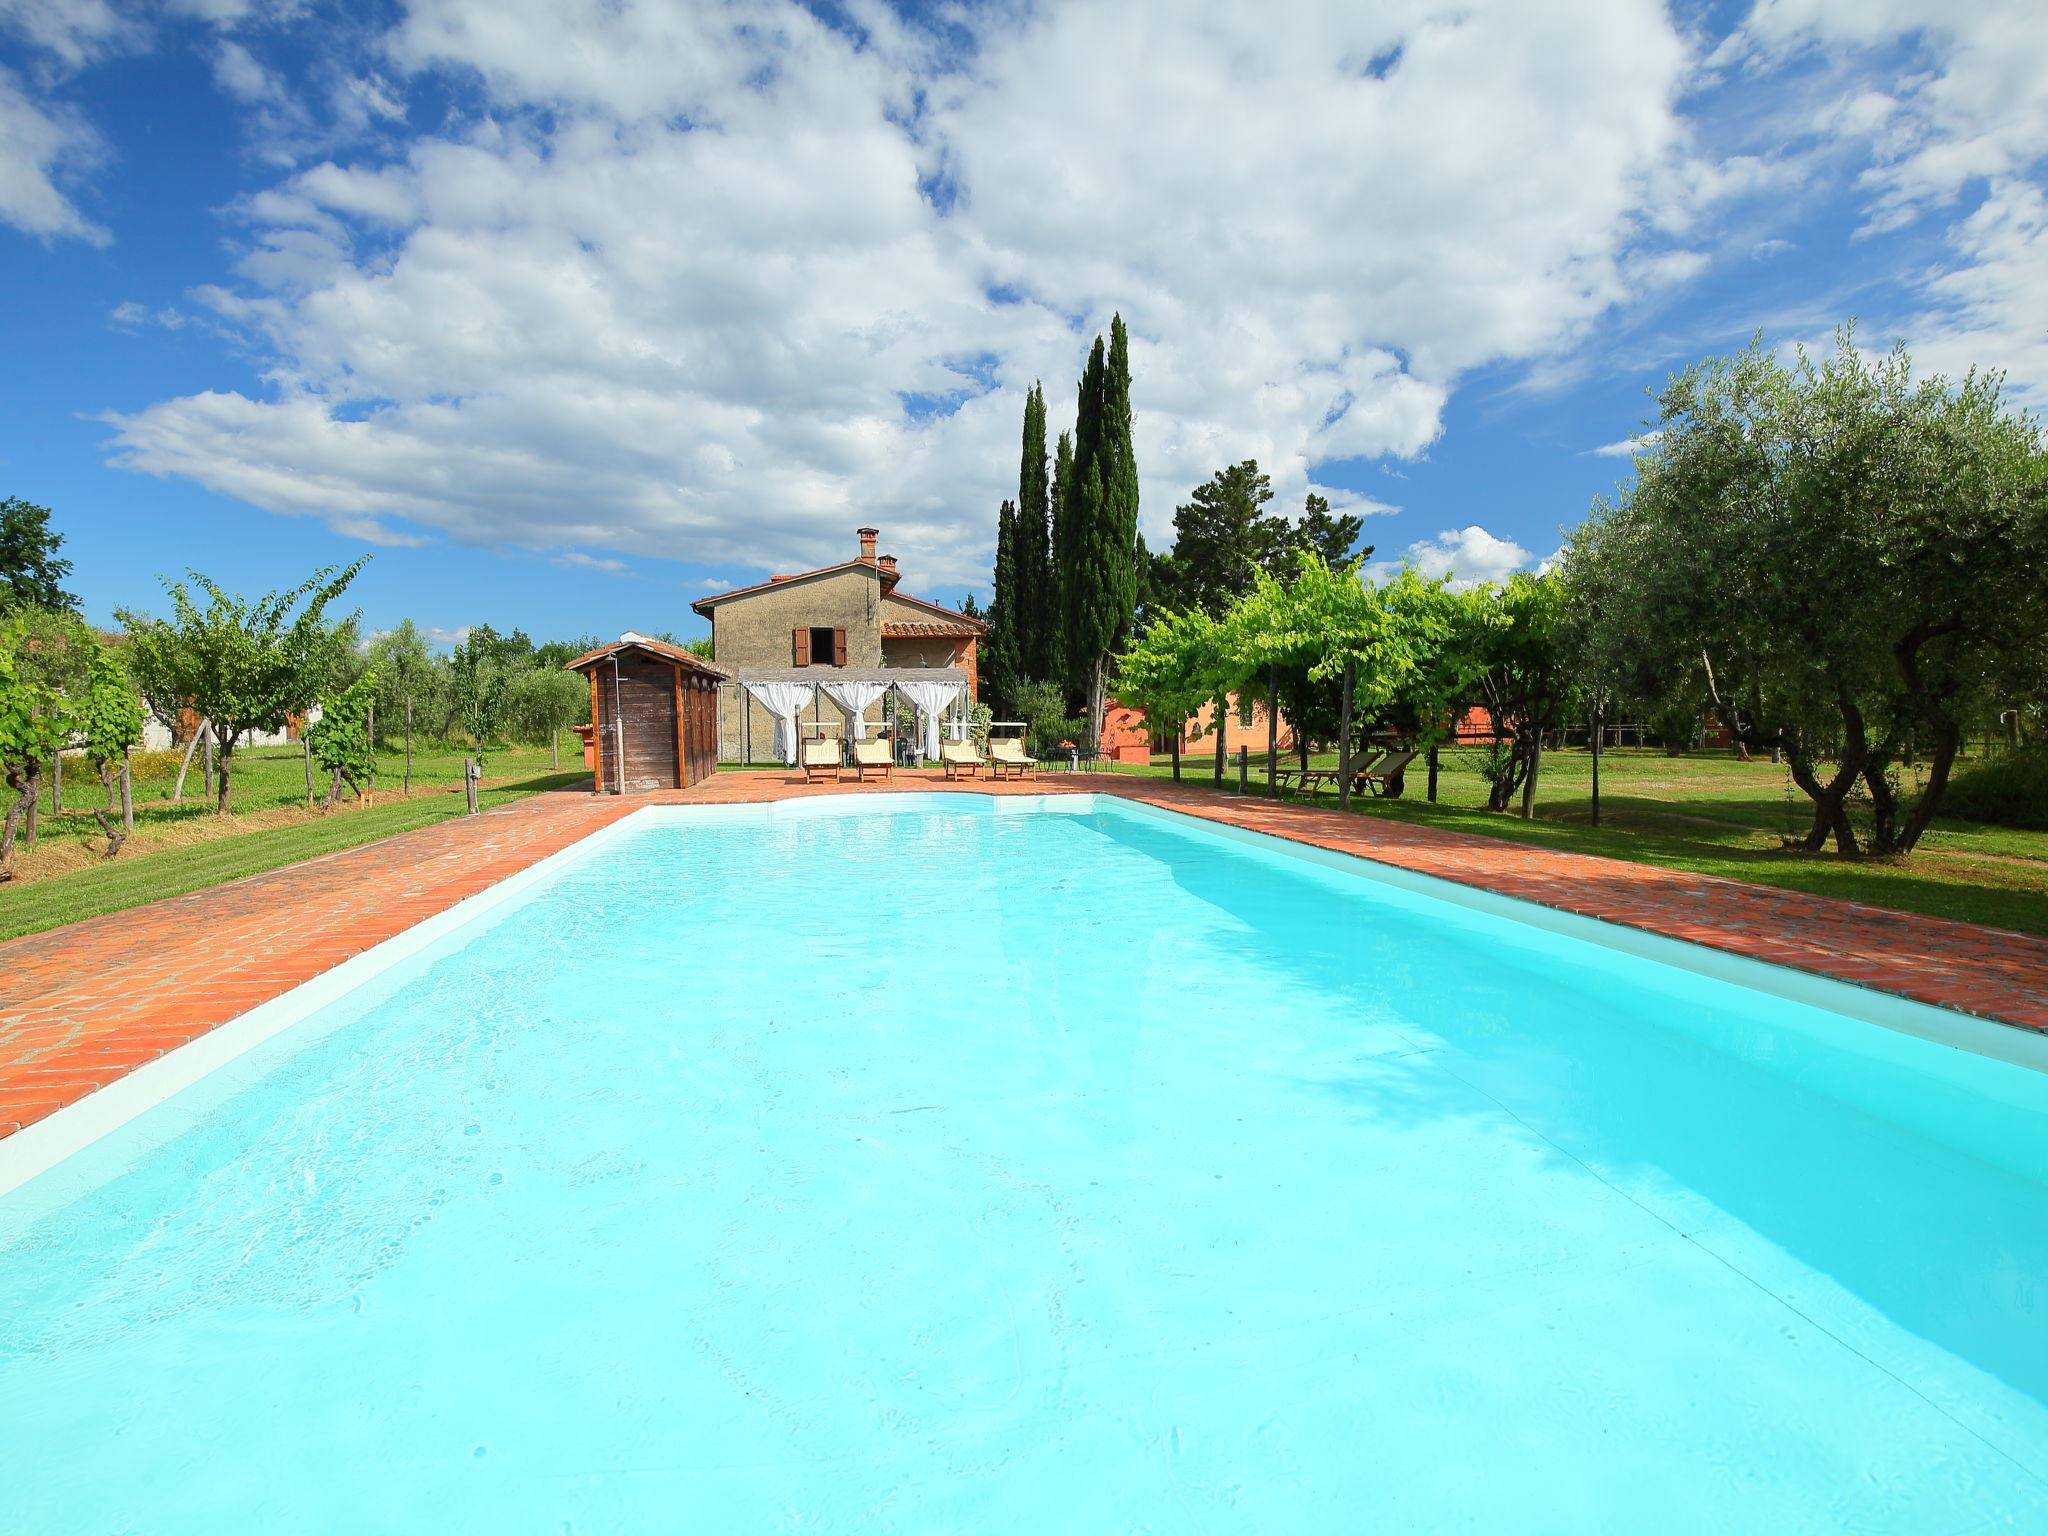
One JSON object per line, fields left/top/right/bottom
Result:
{"left": 0, "top": 0, "right": 135, "bottom": 71}
{"left": 1588, "top": 430, "right": 1662, "bottom": 457}
{"left": 1371, "top": 525, "right": 1533, "bottom": 589}
{"left": 1733, "top": 2, "right": 2048, "bottom": 404}
{"left": 94, "top": 0, "right": 1719, "bottom": 586}
{"left": 552, "top": 550, "right": 627, "bottom": 574}
{"left": 0, "top": 66, "right": 108, "bottom": 243}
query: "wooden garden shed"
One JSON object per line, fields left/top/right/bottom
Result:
{"left": 564, "top": 635, "right": 728, "bottom": 794}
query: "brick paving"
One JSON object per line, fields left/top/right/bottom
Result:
{"left": 4, "top": 768, "right": 2045, "bottom": 1140}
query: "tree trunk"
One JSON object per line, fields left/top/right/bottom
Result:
{"left": 1786, "top": 745, "right": 1864, "bottom": 855}
{"left": 366, "top": 703, "right": 376, "bottom": 802}
{"left": 1427, "top": 743, "right": 1439, "bottom": 803}
{"left": 215, "top": 739, "right": 233, "bottom": 814}
{"left": 1520, "top": 732, "right": 1541, "bottom": 819}
{"left": 51, "top": 751, "right": 62, "bottom": 815}
{"left": 303, "top": 738, "right": 315, "bottom": 808}
{"left": 202, "top": 728, "right": 214, "bottom": 799}
{"left": 1894, "top": 722, "right": 1962, "bottom": 854}
{"left": 121, "top": 746, "right": 133, "bottom": 832}
{"left": 1266, "top": 665, "right": 1279, "bottom": 796}
{"left": 0, "top": 774, "right": 23, "bottom": 879}
{"left": 23, "top": 760, "right": 38, "bottom": 845}
{"left": 172, "top": 724, "right": 204, "bottom": 803}
{"left": 551, "top": 727, "right": 559, "bottom": 770}
{"left": 1170, "top": 734, "right": 1181, "bottom": 783}
{"left": 1336, "top": 660, "right": 1355, "bottom": 812}
{"left": 1213, "top": 696, "right": 1227, "bottom": 786}
{"left": 404, "top": 698, "right": 414, "bottom": 794}
{"left": 1087, "top": 655, "right": 1107, "bottom": 755}
{"left": 93, "top": 761, "right": 128, "bottom": 858}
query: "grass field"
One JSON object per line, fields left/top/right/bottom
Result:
{"left": 1104, "top": 745, "right": 2048, "bottom": 936}
{"left": 0, "top": 741, "right": 585, "bottom": 940}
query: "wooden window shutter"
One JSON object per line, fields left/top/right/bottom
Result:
{"left": 833, "top": 627, "right": 848, "bottom": 666}
{"left": 793, "top": 627, "right": 810, "bottom": 666}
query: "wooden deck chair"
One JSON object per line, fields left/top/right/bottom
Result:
{"left": 849, "top": 735, "right": 892, "bottom": 781}
{"left": 1303, "top": 750, "right": 1384, "bottom": 796}
{"left": 989, "top": 737, "right": 1037, "bottom": 779}
{"left": 1356, "top": 749, "right": 1417, "bottom": 796}
{"left": 800, "top": 731, "right": 843, "bottom": 784}
{"left": 940, "top": 740, "right": 986, "bottom": 779}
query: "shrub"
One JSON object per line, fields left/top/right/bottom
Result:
{"left": 126, "top": 748, "right": 185, "bottom": 783}
{"left": 1942, "top": 744, "right": 2048, "bottom": 830}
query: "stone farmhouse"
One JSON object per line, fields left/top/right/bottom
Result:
{"left": 694, "top": 527, "right": 985, "bottom": 757}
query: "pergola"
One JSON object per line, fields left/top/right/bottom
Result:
{"left": 728, "top": 666, "right": 972, "bottom": 766}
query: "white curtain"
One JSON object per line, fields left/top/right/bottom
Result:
{"left": 896, "top": 679, "right": 963, "bottom": 761}
{"left": 820, "top": 680, "right": 887, "bottom": 741}
{"left": 743, "top": 680, "right": 813, "bottom": 765}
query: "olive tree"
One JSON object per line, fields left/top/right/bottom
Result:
{"left": 1567, "top": 331, "right": 2048, "bottom": 855}
{"left": 506, "top": 667, "right": 588, "bottom": 768}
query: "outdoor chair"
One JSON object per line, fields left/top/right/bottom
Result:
{"left": 801, "top": 733, "right": 843, "bottom": 784}
{"left": 1356, "top": 749, "right": 1417, "bottom": 797}
{"left": 940, "top": 740, "right": 987, "bottom": 779}
{"left": 1302, "top": 751, "right": 1384, "bottom": 796}
{"left": 849, "top": 736, "right": 892, "bottom": 781}
{"left": 989, "top": 738, "right": 1037, "bottom": 779}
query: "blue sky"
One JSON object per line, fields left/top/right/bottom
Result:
{"left": 3, "top": 1, "right": 2043, "bottom": 647}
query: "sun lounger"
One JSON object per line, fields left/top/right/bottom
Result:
{"left": 801, "top": 735, "right": 843, "bottom": 783}
{"left": 849, "top": 736, "right": 891, "bottom": 781}
{"left": 1300, "top": 751, "right": 1384, "bottom": 796}
{"left": 988, "top": 737, "right": 1037, "bottom": 779}
{"left": 940, "top": 741, "right": 986, "bottom": 779}
{"left": 1357, "top": 749, "right": 1417, "bottom": 796}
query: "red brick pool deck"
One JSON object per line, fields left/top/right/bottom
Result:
{"left": 3, "top": 770, "right": 2045, "bottom": 1139}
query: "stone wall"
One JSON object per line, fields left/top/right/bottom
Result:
{"left": 711, "top": 567, "right": 884, "bottom": 671}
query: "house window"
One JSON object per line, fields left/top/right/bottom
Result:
{"left": 1237, "top": 696, "right": 1254, "bottom": 727}
{"left": 794, "top": 626, "right": 847, "bottom": 666}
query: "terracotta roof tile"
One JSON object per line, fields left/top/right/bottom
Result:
{"left": 882, "top": 620, "right": 982, "bottom": 639}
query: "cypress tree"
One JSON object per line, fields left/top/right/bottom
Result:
{"left": 1016, "top": 382, "right": 1052, "bottom": 680}
{"left": 1064, "top": 315, "right": 1141, "bottom": 742}
{"left": 1044, "top": 428, "right": 1073, "bottom": 697}
{"left": 984, "top": 499, "right": 1023, "bottom": 714}
{"left": 1061, "top": 336, "right": 1108, "bottom": 708}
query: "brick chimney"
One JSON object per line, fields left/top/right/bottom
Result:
{"left": 857, "top": 526, "right": 879, "bottom": 562}
{"left": 877, "top": 554, "right": 899, "bottom": 581}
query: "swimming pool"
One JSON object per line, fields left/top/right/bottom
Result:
{"left": 3, "top": 793, "right": 2046, "bottom": 1530}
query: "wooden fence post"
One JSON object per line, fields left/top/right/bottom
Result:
{"left": 1336, "top": 660, "right": 1355, "bottom": 812}
{"left": 366, "top": 703, "right": 375, "bottom": 805}
{"left": 121, "top": 746, "right": 134, "bottom": 832}
{"left": 404, "top": 697, "right": 414, "bottom": 795}
{"left": 51, "top": 752, "right": 62, "bottom": 815}
{"left": 465, "top": 759, "right": 480, "bottom": 816}
{"left": 1237, "top": 746, "right": 1248, "bottom": 795}
{"left": 303, "top": 737, "right": 314, "bottom": 807}
{"left": 1590, "top": 706, "right": 1602, "bottom": 828}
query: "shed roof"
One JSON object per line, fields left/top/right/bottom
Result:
{"left": 563, "top": 635, "right": 730, "bottom": 679}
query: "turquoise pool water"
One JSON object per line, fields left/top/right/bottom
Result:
{"left": 3, "top": 795, "right": 2047, "bottom": 1531}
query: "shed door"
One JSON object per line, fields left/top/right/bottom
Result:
{"left": 603, "top": 657, "right": 681, "bottom": 792}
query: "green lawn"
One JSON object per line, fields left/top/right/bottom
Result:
{"left": 1106, "top": 745, "right": 2048, "bottom": 937}
{"left": 0, "top": 741, "right": 586, "bottom": 941}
